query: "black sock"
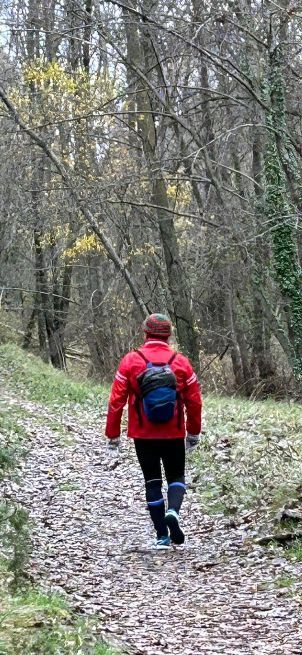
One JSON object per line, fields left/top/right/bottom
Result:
{"left": 146, "top": 479, "right": 168, "bottom": 538}
{"left": 148, "top": 502, "right": 168, "bottom": 538}
{"left": 167, "top": 478, "right": 186, "bottom": 514}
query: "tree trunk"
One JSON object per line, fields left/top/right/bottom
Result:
{"left": 122, "top": 1, "right": 199, "bottom": 367}
{"left": 22, "top": 307, "right": 36, "bottom": 350}
{"left": 34, "top": 230, "right": 66, "bottom": 369}
{"left": 249, "top": 126, "right": 276, "bottom": 383}
{"left": 264, "top": 43, "right": 302, "bottom": 379}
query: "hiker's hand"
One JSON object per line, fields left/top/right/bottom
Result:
{"left": 107, "top": 437, "right": 121, "bottom": 457}
{"left": 186, "top": 434, "right": 200, "bottom": 453}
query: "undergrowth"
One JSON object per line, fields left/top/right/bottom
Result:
{"left": 0, "top": 586, "right": 119, "bottom": 655}
{"left": 195, "top": 396, "right": 302, "bottom": 533}
{"left": 285, "top": 539, "right": 302, "bottom": 562}
{"left": 0, "top": 343, "right": 107, "bottom": 407}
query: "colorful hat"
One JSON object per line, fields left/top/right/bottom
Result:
{"left": 143, "top": 313, "right": 172, "bottom": 338}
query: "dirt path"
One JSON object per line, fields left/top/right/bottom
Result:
{"left": 3, "top": 390, "right": 302, "bottom": 655}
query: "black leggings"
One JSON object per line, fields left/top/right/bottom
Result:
{"left": 134, "top": 439, "right": 186, "bottom": 537}
{"left": 134, "top": 438, "right": 185, "bottom": 484}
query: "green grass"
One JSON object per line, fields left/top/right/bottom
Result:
{"left": 0, "top": 344, "right": 107, "bottom": 407}
{"left": 93, "top": 646, "right": 120, "bottom": 655}
{"left": 194, "top": 395, "right": 302, "bottom": 526}
{"left": 0, "top": 407, "right": 30, "bottom": 480}
{"left": 0, "top": 408, "right": 29, "bottom": 437}
{"left": 58, "top": 482, "right": 80, "bottom": 492}
{"left": 0, "top": 587, "right": 119, "bottom": 655}
{"left": 274, "top": 574, "right": 296, "bottom": 588}
{"left": 285, "top": 539, "right": 302, "bottom": 562}
{"left": 0, "top": 403, "right": 32, "bottom": 591}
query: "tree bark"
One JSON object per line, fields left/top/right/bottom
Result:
{"left": 22, "top": 307, "right": 36, "bottom": 350}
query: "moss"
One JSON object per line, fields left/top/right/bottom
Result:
{"left": 263, "top": 46, "right": 302, "bottom": 378}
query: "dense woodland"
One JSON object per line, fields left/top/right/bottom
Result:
{"left": 1, "top": 0, "right": 302, "bottom": 394}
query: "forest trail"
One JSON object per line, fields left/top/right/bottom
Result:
{"left": 2, "top": 387, "right": 302, "bottom": 655}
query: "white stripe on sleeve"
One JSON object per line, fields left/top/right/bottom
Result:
{"left": 115, "top": 371, "right": 127, "bottom": 382}
{"left": 187, "top": 373, "right": 197, "bottom": 386}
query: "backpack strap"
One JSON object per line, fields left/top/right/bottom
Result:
{"left": 168, "top": 352, "right": 177, "bottom": 365}
{"left": 167, "top": 353, "right": 181, "bottom": 427}
{"left": 136, "top": 349, "right": 177, "bottom": 366}
{"left": 134, "top": 350, "right": 148, "bottom": 426}
{"left": 135, "top": 349, "right": 150, "bottom": 365}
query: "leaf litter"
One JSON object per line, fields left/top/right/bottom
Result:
{"left": 1, "top": 389, "right": 302, "bottom": 655}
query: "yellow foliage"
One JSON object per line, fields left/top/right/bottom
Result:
{"left": 24, "top": 59, "right": 77, "bottom": 94}
{"left": 23, "top": 59, "right": 114, "bottom": 98}
{"left": 64, "top": 233, "right": 105, "bottom": 261}
{"left": 128, "top": 243, "right": 156, "bottom": 257}
{"left": 17, "top": 58, "right": 116, "bottom": 129}
{"left": 166, "top": 181, "right": 192, "bottom": 207}
{"left": 166, "top": 184, "right": 177, "bottom": 198}
{"left": 41, "top": 225, "right": 70, "bottom": 247}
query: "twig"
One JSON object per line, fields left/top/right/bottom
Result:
{"left": 255, "top": 531, "right": 302, "bottom": 545}
{"left": 200, "top": 345, "right": 230, "bottom": 375}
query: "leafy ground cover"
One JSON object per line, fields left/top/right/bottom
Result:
{"left": 0, "top": 345, "right": 118, "bottom": 655}
{"left": 1, "top": 344, "right": 302, "bottom": 654}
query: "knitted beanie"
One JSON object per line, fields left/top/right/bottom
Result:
{"left": 143, "top": 313, "right": 172, "bottom": 338}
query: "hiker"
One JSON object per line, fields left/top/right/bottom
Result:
{"left": 105, "top": 313, "right": 202, "bottom": 548}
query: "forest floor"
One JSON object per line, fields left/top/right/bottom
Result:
{"left": 1, "top": 345, "right": 302, "bottom": 655}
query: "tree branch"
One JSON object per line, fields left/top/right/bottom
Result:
{"left": 0, "top": 84, "right": 149, "bottom": 318}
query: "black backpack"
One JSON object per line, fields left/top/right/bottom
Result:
{"left": 135, "top": 350, "right": 180, "bottom": 424}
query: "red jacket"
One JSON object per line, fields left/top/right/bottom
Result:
{"left": 105, "top": 339, "right": 202, "bottom": 439}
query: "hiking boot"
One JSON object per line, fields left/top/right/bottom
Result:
{"left": 154, "top": 536, "right": 171, "bottom": 549}
{"left": 165, "top": 509, "right": 185, "bottom": 545}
